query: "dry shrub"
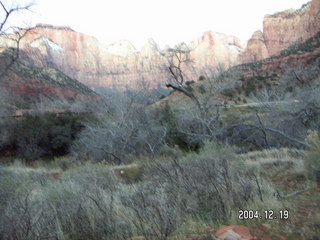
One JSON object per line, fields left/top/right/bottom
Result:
{"left": 143, "top": 142, "right": 267, "bottom": 221}
{"left": 305, "top": 130, "right": 320, "bottom": 185}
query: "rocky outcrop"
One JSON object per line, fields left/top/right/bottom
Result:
{"left": 263, "top": 0, "right": 320, "bottom": 56}
{"left": 190, "top": 31, "right": 244, "bottom": 73}
{"left": 238, "top": 30, "right": 269, "bottom": 63}
{"left": 233, "top": 32, "right": 320, "bottom": 77}
{"left": 1, "top": 25, "right": 244, "bottom": 91}
{"left": 19, "top": 0, "right": 319, "bottom": 90}
{"left": 215, "top": 225, "right": 254, "bottom": 240}
{"left": 240, "top": 0, "right": 320, "bottom": 63}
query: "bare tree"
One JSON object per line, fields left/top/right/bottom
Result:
{"left": 215, "top": 89, "right": 320, "bottom": 149}
{"left": 0, "top": 1, "right": 34, "bottom": 75}
{"left": 161, "top": 44, "right": 204, "bottom": 115}
{"left": 71, "top": 91, "right": 168, "bottom": 163}
{"left": 157, "top": 44, "right": 228, "bottom": 144}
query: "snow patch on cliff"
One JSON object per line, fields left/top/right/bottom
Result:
{"left": 104, "top": 40, "right": 138, "bottom": 57}
{"left": 30, "top": 37, "right": 64, "bottom": 53}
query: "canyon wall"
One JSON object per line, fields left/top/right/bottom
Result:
{"left": 0, "top": 0, "right": 319, "bottom": 92}
{"left": 1, "top": 24, "right": 244, "bottom": 91}
{"left": 239, "top": 0, "right": 320, "bottom": 64}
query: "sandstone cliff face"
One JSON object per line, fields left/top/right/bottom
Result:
{"left": 263, "top": 0, "right": 320, "bottom": 56}
{"left": 238, "top": 31, "right": 269, "bottom": 63}
{"left": 1, "top": 0, "right": 317, "bottom": 92}
{"left": 190, "top": 31, "right": 244, "bottom": 74}
{"left": 9, "top": 25, "right": 244, "bottom": 90}
{"left": 239, "top": 0, "right": 320, "bottom": 64}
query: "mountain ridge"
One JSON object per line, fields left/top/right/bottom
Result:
{"left": 0, "top": 24, "right": 245, "bottom": 90}
{"left": 0, "top": 0, "right": 318, "bottom": 96}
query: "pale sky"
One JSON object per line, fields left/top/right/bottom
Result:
{"left": 3, "top": 0, "right": 310, "bottom": 49}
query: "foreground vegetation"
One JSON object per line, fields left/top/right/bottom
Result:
{"left": 0, "top": 139, "right": 319, "bottom": 240}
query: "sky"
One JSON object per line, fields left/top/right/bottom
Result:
{"left": 3, "top": 0, "right": 310, "bottom": 49}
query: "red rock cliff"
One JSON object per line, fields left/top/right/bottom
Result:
{"left": 238, "top": 30, "right": 269, "bottom": 63}
{"left": 190, "top": 31, "right": 244, "bottom": 73}
{"left": 10, "top": 25, "right": 243, "bottom": 90}
{"left": 2, "top": 0, "right": 317, "bottom": 91}
{"left": 240, "top": 0, "right": 320, "bottom": 63}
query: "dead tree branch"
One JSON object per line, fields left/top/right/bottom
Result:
{"left": 223, "top": 123, "right": 308, "bottom": 148}
{"left": 0, "top": 1, "right": 34, "bottom": 76}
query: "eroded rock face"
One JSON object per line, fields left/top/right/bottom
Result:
{"left": 1, "top": 0, "right": 318, "bottom": 92}
{"left": 6, "top": 25, "right": 244, "bottom": 90}
{"left": 190, "top": 31, "right": 244, "bottom": 74}
{"left": 238, "top": 30, "right": 269, "bottom": 63}
{"left": 263, "top": 0, "right": 320, "bottom": 56}
{"left": 239, "top": 0, "right": 320, "bottom": 64}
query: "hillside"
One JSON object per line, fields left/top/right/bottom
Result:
{"left": 157, "top": 31, "right": 319, "bottom": 109}
{"left": 0, "top": 50, "right": 101, "bottom": 110}
{"left": 220, "top": 32, "right": 320, "bottom": 100}
{"left": 152, "top": 31, "right": 319, "bottom": 152}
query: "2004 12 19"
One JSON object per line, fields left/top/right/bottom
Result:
{"left": 238, "top": 209, "right": 289, "bottom": 220}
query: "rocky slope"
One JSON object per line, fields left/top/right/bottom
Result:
{"left": 221, "top": 32, "right": 320, "bottom": 98}
{"left": 239, "top": 0, "right": 320, "bottom": 63}
{"left": 0, "top": 50, "right": 100, "bottom": 108}
{"left": 157, "top": 32, "right": 320, "bottom": 109}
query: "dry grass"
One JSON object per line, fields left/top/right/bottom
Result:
{"left": 242, "top": 148, "right": 305, "bottom": 174}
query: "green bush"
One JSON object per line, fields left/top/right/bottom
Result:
{"left": 185, "top": 80, "right": 195, "bottom": 86}
{"left": 198, "top": 75, "right": 206, "bottom": 81}
{"left": 156, "top": 103, "right": 203, "bottom": 151}
{"left": 0, "top": 112, "right": 89, "bottom": 161}
{"left": 244, "top": 81, "right": 256, "bottom": 96}
{"left": 222, "top": 88, "right": 236, "bottom": 97}
{"left": 198, "top": 85, "right": 206, "bottom": 94}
